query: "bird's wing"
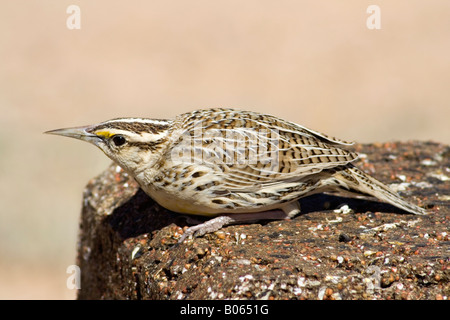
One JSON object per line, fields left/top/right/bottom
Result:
{"left": 173, "top": 108, "right": 359, "bottom": 192}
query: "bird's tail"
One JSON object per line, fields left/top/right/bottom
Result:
{"left": 328, "top": 164, "right": 428, "bottom": 215}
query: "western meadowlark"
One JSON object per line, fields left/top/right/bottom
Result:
{"left": 46, "top": 108, "right": 427, "bottom": 242}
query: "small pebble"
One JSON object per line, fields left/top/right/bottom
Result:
{"left": 338, "top": 234, "right": 351, "bottom": 243}
{"left": 215, "top": 230, "right": 226, "bottom": 239}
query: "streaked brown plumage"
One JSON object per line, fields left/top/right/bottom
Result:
{"left": 46, "top": 108, "right": 428, "bottom": 242}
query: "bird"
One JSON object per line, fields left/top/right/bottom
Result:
{"left": 46, "top": 108, "right": 428, "bottom": 242}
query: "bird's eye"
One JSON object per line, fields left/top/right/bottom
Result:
{"left": 111, "top": 135, "right": 126, "bottom": 147}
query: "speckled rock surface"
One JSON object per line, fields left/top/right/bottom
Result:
{"left": 76, "top": 141, "right": 449, "bottom": 300}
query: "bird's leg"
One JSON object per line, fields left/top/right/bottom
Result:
{"left": 178, "top": 202, "right": 300, "bottom": 243}
{"left": 282, "top": 201, "right": 301, "bottom": 218}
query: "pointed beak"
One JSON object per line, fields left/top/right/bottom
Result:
{"left": 44, "top": 125, "right": 101, "bottom": 145}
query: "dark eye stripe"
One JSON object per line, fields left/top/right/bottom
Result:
{"left": 126, "top": 138, "right": 167, "bottom": 151}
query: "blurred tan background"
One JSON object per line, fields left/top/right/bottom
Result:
{"left": 0, "top": 0, "right": 449, "bottom": 299}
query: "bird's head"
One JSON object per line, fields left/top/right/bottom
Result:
{"left": 45, "top": 118, "right": 172, "bottom": 174}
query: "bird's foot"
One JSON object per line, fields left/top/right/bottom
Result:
{"left": 178, "top": 210, "right": 291, "bottom": 243}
